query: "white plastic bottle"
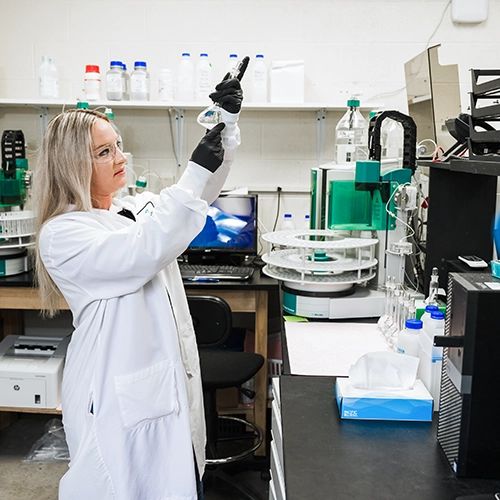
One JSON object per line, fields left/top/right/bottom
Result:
{"left": 177, "top": 53, "right": 195, "bottom": 102}
{"left": 397, "top": 318, "right": 422, "bottom": 357}
{"left": 159, "top": 69, "right": 174, "bottom": 102}
{"left": 84, "top": 65, "right": 101, "bottom": 101}
{"left": 418, "top": 310, "right": 444, "bottom": 409}
{"left": 195, "top": 53, "right": 212, "bottom": 102}
{"left": 226, "top": 54, "right": 239, "bottom": 76}
{"left": 252, "top": 54, "right": 268, "bottom": 103}
{"left": 130, "top": 61, "right": 150, "bottom": 101}
{"left": 334, "top": 97, "right": 368, "bottom": 165}
{"left": 39, "top": 56, "right": 59, "bottom": 99}
{"left": 281, "top": 214, "right": 295, "bottom": 230}
{"left": 420, "top": 304, "right": 439, "bottom": 331}
{"left": 302, "top": 214, "right": 311, "bottom": 230}
{"left": 106, "top": 61, "right": 124, "bottom": 101}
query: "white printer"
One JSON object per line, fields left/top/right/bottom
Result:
{"left": 0, "top": 335, "right": 70, "bottom": 409}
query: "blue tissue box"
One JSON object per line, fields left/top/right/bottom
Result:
{"left": 335, "top": 377, "right": 433, "bottom": 421}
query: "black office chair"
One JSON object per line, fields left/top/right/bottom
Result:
{"left": 187, "top": 295, "right": 265, "bottom": 500}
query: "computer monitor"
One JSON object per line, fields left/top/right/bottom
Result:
{"left": 184, "top": 194, "right": 258, "bottom": 264}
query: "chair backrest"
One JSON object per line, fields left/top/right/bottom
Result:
{"left": 187, "top": 295, "right": 232, "bottom": 349}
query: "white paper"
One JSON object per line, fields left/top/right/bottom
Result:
{"left": 270, "top": 60, "right": 304, "bottom": 103}
{"left": 285, "top": 322, "right": 389, "bottom": 376}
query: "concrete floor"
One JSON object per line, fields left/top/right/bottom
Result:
{"left": 0, "top": 414, "right": 269, "bottom": 500}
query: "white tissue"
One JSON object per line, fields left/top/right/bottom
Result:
{"left": 348, "top": 351, "right": 419, "bottom": 391}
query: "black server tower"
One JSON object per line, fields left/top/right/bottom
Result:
{"left": 437, "top": 272, "right": 500, "bottom": 478}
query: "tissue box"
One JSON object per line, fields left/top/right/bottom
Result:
{"left": 335, "top": 377, "right": 433, "bottom": 421}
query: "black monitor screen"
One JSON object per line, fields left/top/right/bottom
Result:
{"left": 187, "top": 194, "right": 258, "bottom": 256}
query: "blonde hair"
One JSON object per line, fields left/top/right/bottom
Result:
{"left": 33, "top": 109, "right": 109, "bottom": 317}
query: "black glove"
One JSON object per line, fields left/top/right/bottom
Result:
{"left": 209, "top": 56, "right": 250, "bottom": 114}
{"left": 190, "top": 122, "right": 226, "bottom": 173}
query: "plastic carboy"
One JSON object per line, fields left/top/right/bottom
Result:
{"left": 177, "top": 53, "right": 195, "bottom": 102}
{"left": 130, "top": 61, "right": 150, "bottom": 101}
{"left": 106, "top": 61, "right": 124, "bottom": 101}
{"left": 334, "top": 97, "right": 368, "bottom": 165}
{"left": 195, "top": 53, "right": 212, "bottom": 102}
{"left": 252, "top": 54, "right": 268, "bottom": 103}
{"left": 39, "top": 56, "right": 59, "bottom": 99}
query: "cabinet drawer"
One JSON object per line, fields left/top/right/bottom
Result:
{"left": 270, "top": 437, "right": 286, "bottom": 500}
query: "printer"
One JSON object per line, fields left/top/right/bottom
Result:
{"left": 0, "top": 335, "right": 70, "bottom": 409}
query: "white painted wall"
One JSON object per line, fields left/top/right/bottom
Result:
{"left": 1, "top": 0, "right": 499, "bottom": 237}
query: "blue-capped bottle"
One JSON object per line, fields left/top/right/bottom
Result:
{"left": 106, "top": 61, "right": 124, "bottom": 101}
{"left": 130, "top": 61, "right": 150, "bottom": 101}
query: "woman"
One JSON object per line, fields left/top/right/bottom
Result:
{"left": 33, "top": 62, "right": 247, "bottom": 499}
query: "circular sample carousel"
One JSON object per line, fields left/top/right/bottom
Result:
{"left": 262, "top": 229, "right": 379, "bottom": 317}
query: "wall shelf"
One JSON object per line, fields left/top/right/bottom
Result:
{"left": 0, "top": 98, "right": 346, "bottom": 112}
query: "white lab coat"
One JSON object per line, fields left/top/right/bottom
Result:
{"left": 39, "top": 111, "right": 240, "bottom": 500}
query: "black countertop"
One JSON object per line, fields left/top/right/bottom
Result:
{"left": 0, "top": 269, "right": 278, "bottom": 291}
{"left": 280, "top": 375, "right": 500, "bottom": 500}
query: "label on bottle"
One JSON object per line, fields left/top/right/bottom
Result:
{"left": 39, "top": 77, "right": 58, "bottom": 98}
{"left": 106, "top": 74, "right": 122, "bottom": 93}
{"left": 131, "top": 74, "right": 150, "bottom": 94}
{"left": 84, "top": 76, "right": 101, "bottom": 100}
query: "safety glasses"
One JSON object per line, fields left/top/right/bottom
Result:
{"left": 93, "top": 137, "right": 123, "bottom": 164}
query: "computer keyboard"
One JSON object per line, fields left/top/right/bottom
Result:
{"left": 179, "top": 263, "right": 255, "bottom": 281}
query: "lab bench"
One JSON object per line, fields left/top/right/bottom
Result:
{"left": 0, "top": 271, "right": 279, "bottom": 458}
{"left": 267, "top": 325, "right": 500, "bottom": 500}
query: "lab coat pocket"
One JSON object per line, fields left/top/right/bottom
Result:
{"left": 114, "top": 359, "right": 179, "bottom": 429}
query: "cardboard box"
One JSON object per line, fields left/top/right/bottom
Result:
{"left": 335, "top": 377, "right": 433, "bottom": 421}
{"left": 216, "top": 387, "right": 240, "bottom": 408}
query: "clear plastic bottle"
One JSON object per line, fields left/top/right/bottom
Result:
{"left": 425, "top": 267, "right": 440, "bottom": 305}
{"left": 397, "top": 318, "right": 422, "bottom": 357}
{"left": 281, "top": 213, "right": 295, "bottom": 230}
{"left": 159, "top": 69, "right": 174, "bottom": 102}
{"left": 122, "top": 63, "right": 130, "bottom": 101}
{"left": 130, "top": 61, "right": 150, "bottom": 101}
{"left": 252, "top": 54, "right": 268, "bottom": 103}
{"left": 177, "top": 53, "right": 195, "bottom": 102}
{"left": 106, "top": 61, "right": 124, "bottom": 101}
{"left": 334, "top": 97, "right": 368, "bottom": 165}
{"left": 39, "top": 56, "right": 59, "bottom": 99}
{"left": 195, "top": 53, "right": 212, "bottom": 102}
{"left": 84, "top": 65, "right": 101, "bottom": 101}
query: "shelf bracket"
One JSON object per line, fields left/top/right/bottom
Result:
{"left": 173, "top": 108, "right": 184, "bottom": 171}
{"left": 316, "top": 108, "right": 326, "bottom": 166}
{"left": 38, "top": 106, "right": 49, "bottom": 137}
